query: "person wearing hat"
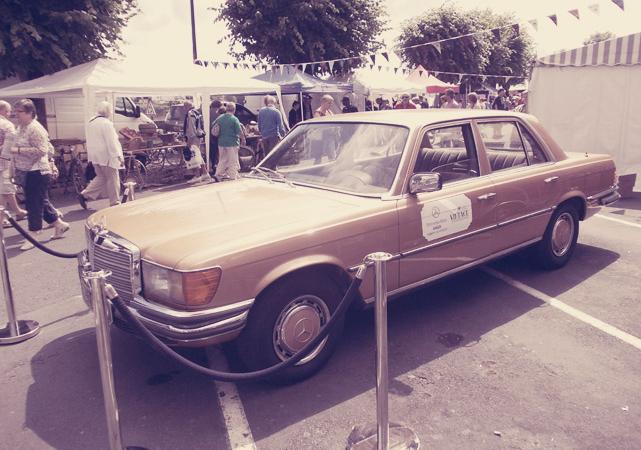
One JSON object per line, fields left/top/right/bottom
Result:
{"left": 394, "top": 93, "right": 416, "bottom": 109}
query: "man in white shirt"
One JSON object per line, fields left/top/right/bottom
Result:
{"left": 78, "top": 101, "right": 124, "bottom": 208}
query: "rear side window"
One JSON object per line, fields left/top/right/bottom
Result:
{"left": 414, "top": 124, "right": 479, "bottom": 184}
{"left": 518, "top": 125, "right": 548, "bottom": 165}
{"left": 477, "top": 122, "right": 528, "bottom": 172}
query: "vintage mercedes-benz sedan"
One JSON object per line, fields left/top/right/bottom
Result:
{"left": 79, "top": 110, "right": 619, "bottom": 382}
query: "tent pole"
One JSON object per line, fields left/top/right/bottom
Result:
{"left": 202, "top": 93, "right": 210, "bottom": 171}
{"left": 299, "top": 92, "right": 304, "bottom": 122}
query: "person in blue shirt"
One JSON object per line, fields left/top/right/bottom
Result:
{"left": 257, "top": 95, "right": 286, "bottom": 156}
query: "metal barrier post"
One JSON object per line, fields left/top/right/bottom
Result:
{"left": 0, "top": 208, "right": 40, "bottom": 344}
{"left": 86, "top": 270, "right": 124, "bottom": 450}
{"left": 347, "top": 252, "right": 419, "bottom": 450}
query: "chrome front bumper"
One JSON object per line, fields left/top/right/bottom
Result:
{"left": 78, "top": 250, "right": 254, "bottom": 345}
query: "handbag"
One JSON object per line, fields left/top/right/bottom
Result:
{"left": 13, "top": 169, "right": 27, "bottom": 187}
{"left": 211, "top": 122, "right": 221, "bottom": 137}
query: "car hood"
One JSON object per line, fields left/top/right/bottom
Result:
{"left": 87, "top": 179, "right": 373, "bottom": 269}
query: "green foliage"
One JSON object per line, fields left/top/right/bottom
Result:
{"left": 397, "top": 6, "right": 535, "bottom": 89}
{"left": 0, "top": 0, "right": 138, "bottom": 80}
{"left": 215, "top": 0, "right": 386, "bottom": 69}
{"left": 583, "top": 31, "right": 615, "bottom": 46}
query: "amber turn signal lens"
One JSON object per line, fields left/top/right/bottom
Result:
{"left": 182, "top": 268, "right": 222, "bottom": 307}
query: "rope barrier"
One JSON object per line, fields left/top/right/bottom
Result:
{"left": 5, "top": 215, "right": 80, "bottom": 259}
{"left": 108, "top": 274, "right": 364, "bottom": 382}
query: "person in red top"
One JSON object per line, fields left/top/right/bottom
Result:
{"left": 394, "top": 93, "right": 416, "bottom": 110}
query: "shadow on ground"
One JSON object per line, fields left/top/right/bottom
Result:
{"left": 25, "top": 328, "right": 228, "bottom": 450}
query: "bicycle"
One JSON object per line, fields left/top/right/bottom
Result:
{"left": 53, "top": 144, "right": 87, "bottom": 195}
{"left": 120, "top": 151, "right": 147, "bottom": 190}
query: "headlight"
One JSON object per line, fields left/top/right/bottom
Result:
{"left": 142, "top": 262, "right": 222, "bottom": 309}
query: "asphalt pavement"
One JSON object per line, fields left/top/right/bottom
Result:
{"left": 1, "top": 186, "right": 640, "bottom": 450}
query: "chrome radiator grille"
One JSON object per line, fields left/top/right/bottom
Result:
{"left": 87, "top": 227, "right": 140, "bottom": 302}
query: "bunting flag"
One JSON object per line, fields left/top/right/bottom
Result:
{"left": 611, "top": 0, "right": 624, "bottom": 11}
{"left": 418, "top": 69, "right": 424, "bottom": 77}
{"left": 548, "top": 14, "right": 558, "bottom": 25}
{"left": 588, "top": 3, "right": 600, "bottom": 14}
{"left": 381, "top": 51, "right": 389, "bottom": 62}
{"left": 458, "top": 74, "right": 463, "bottom": 83}
{"left": 213, "top": 62, "right": 220, "bottom": 69}
{"left": 492, "top": 28, "right": 501, "bottom": 39}
{"left": 223, "top": 62, "right": 229, "bottom": 69}
{"left": 512, "top": 24, "right": 520, "bottom": 35}
{"left": 370, "top": 54, "right": 376, "bottom": 64}
{"left": 394, "top": 67, "right": 399, "bottom": 74}
{"left": 568, "top": 9, "right": 580, "bottom": 19}
{"left": 377, "top": 65, "right": 382, "bottom": 71}
{"left": 528, "top": 19, "right": 538, "bottom": 31}
{"left": 432, "top": 42, "right": 441, "bottom": 54}
{"left": 194, "top": 59, "right": 203, "bottom": 66}
{"left": 481, "top": 75, "right": 487, "bottom": 83}
{"left": 302, "top": 63, "right": 308, "bottom": 73}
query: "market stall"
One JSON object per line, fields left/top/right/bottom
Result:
{"left": 0, "top": 57, "right": 282, "bottom": 171}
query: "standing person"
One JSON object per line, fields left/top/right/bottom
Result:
{"left": 302, "top": 93, "right": 313, "bottom": 120}
{"left": 515, "top": 91, "right": 528, "bottom": 113}
{"left": 183, "top": 100, "right": 211, "bottom": 183}
{"left": 365, "top": 99, "right": 373, "bottom": 111}
{"left": 442, "top": 89, "right": 460, "bottom": 108}
{"left": 314, "top": 95, "right": 335, "bottom": 117}
{"left": 11, "top": 99, "right": 69, "bottom": 250}
{"left": 209, "top": 99, "right": 223, "bottom": 173}
{"left": 0, "top": 100, "right": 27, "bottom": 222}
{"left": 410, "top": 96, "right": 422, "bottom": 109}
{"left": 466, "top": 93, "right": 483, "bottom": 109}
{"left": 213, "top": 102, "right": 242, "bottom": 181}
{"left": 257, "top": 95, "right": 286, "bottom": 155}
{"left": 288, "top": 100, "right": 302, "bottom": 127}
{"left": 341, "top": 96, "right": 358, "bottom": 113}
{"left": 77, "top": 101, "right": 124, "bottom": 209}
{"left": 394, "top": 93, "right": 416, "bottom": 109}
{"left": 419, "top": 95, "right": 430, "bottom": 109}
{"left": 492, "top": 89, "right": 509, "bottom": 110}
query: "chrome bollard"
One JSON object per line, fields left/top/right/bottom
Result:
{"left": 347, "top": 253, "right": 419, "bottom": 450}
{"left": 86, "top": 270, "right": 124, "bottom": 450}
{"left": 0, "top": 208, "right": 40, "bottom": 345}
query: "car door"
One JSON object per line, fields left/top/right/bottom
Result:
{"left": 396, "top": 121, "right": 498, "bottom": 289}
{"left": 475, "top": 119, "right": 561, "bottom": 251}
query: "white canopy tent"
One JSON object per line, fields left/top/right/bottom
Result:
{"left": 0, "top": 58, "right": 282, "bottom": 165}
{"left": 530, "top": 32, "right": 641, "bottom": 189}
{"left": 351, "top": 68, "right": 424, "bottom": 98}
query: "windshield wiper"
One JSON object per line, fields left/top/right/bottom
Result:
{"left": 252, "top": 166, "right": 295, "bottom": 188}
{"left": 249, "top": 166, "right": 274, "bottom": 184}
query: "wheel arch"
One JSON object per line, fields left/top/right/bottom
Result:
{"left": 556, "top": 194, "right": 586, "bottom": 220}
{"left": 254, "top": 257, "right": 356, "bottom": 304}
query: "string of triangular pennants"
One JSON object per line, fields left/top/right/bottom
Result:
{"left": 194, "top": 0, "right": 625, "bottom": 77}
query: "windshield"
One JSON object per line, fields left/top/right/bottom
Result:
{"left": 256, "top": 122, "right": 409, "bottom": 194}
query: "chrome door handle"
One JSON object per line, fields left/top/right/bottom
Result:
{"left": 544, "top": 176, "right": 559, "bottom": 183}
{"left": 477, "top": 192, "right": 496, "bottom": 201}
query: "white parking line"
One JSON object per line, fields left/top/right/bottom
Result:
{"left": 595, "top": 213, "right": 641, "bottom": 229}
{"left": 205, "top": 347, "right": 257, "bottom": 450}
{"left": 483, "top": 267, "right": 641, "bottom": 352}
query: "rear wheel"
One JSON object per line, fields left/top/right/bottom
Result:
{"left": 532, "top": 203, "right": 579, "bottom": 270}
{"left": 234, "top": 275, "right": 346, "bottom": 384}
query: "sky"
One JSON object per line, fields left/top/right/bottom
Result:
{"left": 120, "top": 0, "right": 640, "bottom": 67}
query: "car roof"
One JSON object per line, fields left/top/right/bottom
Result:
{"left": 303, "top": 109, "right": 532, "bottom": 128}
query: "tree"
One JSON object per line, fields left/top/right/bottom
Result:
{"left": 215, "top": 0, "right": 386, "bottom": 70}
{"left": 397, "top": 6, "right": 535, "bottom": 89}
{"left": 0, "top": 0, "right": 138, "bottom": 80}
{"left": 583, "top": 31, "right": 615, "bottom": 46}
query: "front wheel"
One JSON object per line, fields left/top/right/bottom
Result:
{"left": 234, "top": 275, "right": 346, "bottom": 384}
{"left": 532, "top": 204, "right": 579, "bottom": 270}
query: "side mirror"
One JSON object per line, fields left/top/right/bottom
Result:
{"left": 409, "top": 172, "right": 442, "bottom": 194}
{"left": 134, "top": 105, "right": 141, "bottom": 118}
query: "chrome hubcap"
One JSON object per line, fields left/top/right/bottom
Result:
{"left": 551, "top": 212, "right": 575, "bottom": 257}
{"left": 273, "top": 295, "right": 330, "bottom": 365}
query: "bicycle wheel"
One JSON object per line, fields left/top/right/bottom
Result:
{"left": 72, "top": 161, "right": 87, "bottom": 195}
{"left": 123, "top": 159, "right": 147, "bottom": 190}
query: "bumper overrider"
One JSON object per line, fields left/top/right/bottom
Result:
{"left": 78, "top": 232, "right": 254, "bottom": 346}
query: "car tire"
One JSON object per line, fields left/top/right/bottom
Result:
{"left": 532, "top": 203, "right": 579, "bottom": 270}
{"left": 234, "top": 275, "right": 346, "bottom": 384}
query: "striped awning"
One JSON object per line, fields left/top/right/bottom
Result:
{"left": 537, "top": 32, "right": 641, "bottom": 67}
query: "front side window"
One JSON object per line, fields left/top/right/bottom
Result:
{"left": 115, "top": 97, "right": 126, "bottom": 115}
{"left": 257, "top": 123, "right": 409, "bottom": 194}
{"left": 414, "top": 124, "right": 479, "bottom": 184}
{"left": 477, "top": 122, "right": 529, "bottom": 172}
